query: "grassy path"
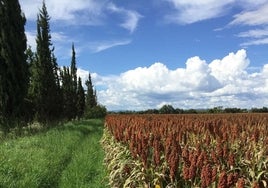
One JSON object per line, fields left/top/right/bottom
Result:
{"left": 0, "top": 119, "right": 107, "bottom": 188}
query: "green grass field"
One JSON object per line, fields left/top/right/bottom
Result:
{"left": 0, "top": 119, "right": 107, "bottom": 188}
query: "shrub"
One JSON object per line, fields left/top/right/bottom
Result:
{"left": 85, "top": 105, "right": 107, "bottom": 119}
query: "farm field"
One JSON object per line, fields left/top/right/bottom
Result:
{"left": 0, "top": 119, "right": 107, "bottom": 188}
{"left": 103, "top": 113, "right": 268, "bottom": 188}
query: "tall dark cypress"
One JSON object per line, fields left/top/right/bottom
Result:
{"left": 0, "top": 0, "right": 28, "bottom": 130}
{"left": 51, "top": 53, "right": 62, "bottom": 118}
{"left": 29, "top": 2, "right": 60, "bottom": 123}
{"left": 60, "top": 66, "right": 73, "bottom": 120}
{"left": 76, "top": 77, "right": 85, "bottom": 119}
{"left": 85, "top": 73, "right": 97, "bottom": 109}
{"left": 60, "top": 44, "right": 79, "bottom": 120}
{"left": 70, "top": 43, "right": 77, "bottom": 118}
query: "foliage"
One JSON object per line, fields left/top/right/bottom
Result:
{"left": 28, "top": 2, "right": 61, "bottom": 123}
{"left": 0, "top": 0, "right": 96, "bottom": 131}
{"left": 159, "top": 104, "right": 175, "bottom": 114}
{"left": 103, "top": 114, "right": 268, "bottom": 187}
{"left": 0, "top": 0, "right": 28, "bottom": 131}
{"left": 61, "top": 67, "right": 74, "bottom": 120}
{"left": 85, "top": 73, "right": 97, "bottom": 109}
{"left": 76, "top": 77, "right": 85, "bottom": 119}
{"left": 251, "top": 107, "right": 268, "bottom": 113}
{"left": 84, "top": 72, "right": 103, "bottom": 119}
{"left": 70, "top": 43, "right": 78, "bottom": 117}
{"left": 85, "top": 105, "right": 107, "bottom": 119}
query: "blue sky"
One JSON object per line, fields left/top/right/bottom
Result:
{"left": 20, "top": 0, "right": 268, "bottom": 110}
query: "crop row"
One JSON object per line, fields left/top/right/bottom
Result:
{"left": 103, "top": 114, "right": 268, "bottom": 187}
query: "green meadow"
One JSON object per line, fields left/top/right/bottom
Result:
{"left": 0, "top": 119, "right": 107, "bottom": 188}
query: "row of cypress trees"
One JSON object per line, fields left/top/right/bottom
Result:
{"left": 0, "top": 1, "right": 98, "bottom": 131}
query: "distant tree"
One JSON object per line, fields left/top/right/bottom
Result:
{"left": 84, "top": 73, "right": 106, "bottom": 118}
{"left": 175, "top": 108, "right": 184, "bottom": 114}
{"left": 0, "top": 0, "right": 29, "bottom": 130}
{"left": 251, "top": 107, "right": 268, "bottom": 113}
{"left": 76, "top": 77, "right": 85, "bottom": 119}
{"left": 159, "top": 104, "right": 175, "bottom": 114}
{"left": 28, "top": 2, "right": 61, "bottom": 123}
{"left": 208, "top": 106, "right": 224, "bottom": 114}
{"left": 224, "top": 107, "right": 243, "bottom": 113}
{"left": 184, "top": 109, "right": 198, "bottom": 114}
{"left": 85, "top": 105, "right": 107, "bottom": 119}
{"left": 144, "top": 109, "right": 159, "bottom": 114}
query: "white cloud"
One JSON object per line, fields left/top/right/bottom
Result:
{"left": 20, "top": 0, "right": 140, "bottom": 59}
{"left": 88, "top": 49, "right": 268, "bottom": 111}
{"left": 230, "top": 3, "right": 268, "bottom": 26}
{"left": 161, "top": 0, "right": 268, "bottom": 47}
{"left": 25, "top": 30, "right": 75, "bottom": 60}
{"left": 90, "top": 39, "right": 132, "bottom": 53}
{"left": 20, "top": 0, "right": 142, "bottom": 30}
{"left": 77, "top": 68, "right": 89, "bottom": 86}
{"left": 240, "top": 38, "right": 268, "bottom": 46}
{"left": 25, "top": 31, "right": 36, "bottom": 49}
{"left": 164, "top": 0, "right": 234, "bottom": 24}
{"left": 209, "top": 49, "right": 249, "bottom": 83}
{"left": 20, "top": 0, "right": 105, "bottom": 25}
{"left": 163, "top": 0, "right": 268, "bottom": 26}
{"left": 107, "top": 3, "right": 142, "bottom": 33}
{"left": 236, "top": 27, "right": 268, "bottom": 47}
{"left": 120, "top": 11, "right": 142, "bottom": 33}
{"left": 237, "top": 27, "right": 268, "bottom": 38}
{"left": 228, "top": 2, "right": 268, "bottom": 47}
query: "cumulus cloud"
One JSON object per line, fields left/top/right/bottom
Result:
{"left": 89, "top": 49, "right": 268, "bottom": 110}
{"left": 77, "top": 68, "right": 90, "bottom": 86}
{"left": 209, "top": 49, "right": 250, "bottom": 83}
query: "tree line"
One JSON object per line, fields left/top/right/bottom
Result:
{"left": 0, "top": 1, "right": 106, "bottom": 132}
{"left": 113, "top": 105, "right": 268, "bottom": 114}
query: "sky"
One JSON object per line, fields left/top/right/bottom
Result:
{"left": 19, "top": 0, "right": 268, "bottom": 111}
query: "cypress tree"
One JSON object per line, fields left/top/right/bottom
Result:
{"left": 76, "top": 77, "right": 85, "bottom": 119}
{"left": 28, "top": 2, "right": 60, "bottom": 123}
{"left": 0, "top": 0, "right": 28, "bottom": 130}
{"left": 60, "top": 44, "right": 79, "bottom": 120}
{"left": 60, "top": 66, "right": 73, "bottom": 120}
{"left": 70, "top": 43, "right": 77, "bottom": 118}
{"left": 51, "top": 53, "right": 62, "bottom": 118}
{"left": 85, "top": 73, "right": 97, "bottom": 109}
